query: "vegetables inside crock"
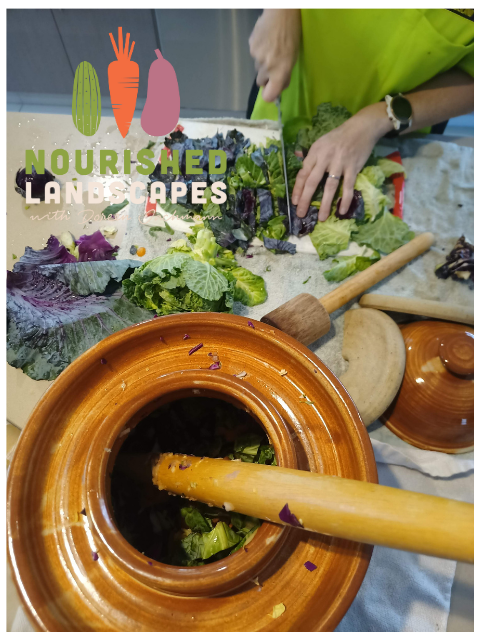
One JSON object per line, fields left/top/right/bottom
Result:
{"left": 109, "top": 397, "right": 276, "bottom": 566}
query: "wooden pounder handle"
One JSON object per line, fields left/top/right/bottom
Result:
{"left": 320, "top": 232, "right": 435, "bottom": 314}
{"left": 153, "top": 454, "right": 474, "bottom": 563}
{"left": 359, "top": 294, "right": 474, "bottom": 326}
{"left": 261, "top": 232, "right": 434, "bottom": 345}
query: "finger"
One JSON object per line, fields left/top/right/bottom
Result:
{"left": 318, "top": 171, "right": 342, "bottom": 221}
{"left": 256, "top": 67, "right": 269, "bottom": 87}
{"left": 262, "top": 73, "right": 287, "bottom": 103}
{"left": 296, "top": 162, "right": 328, "bottom": 219}
{"left": 338, "top": 171, "right": 357, "bottom": 217}
{"left": 292, "top": 153, "right": 317, "bottom": 208}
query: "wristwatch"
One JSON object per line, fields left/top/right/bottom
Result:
{"left": 384, "top": 93, "right": 413, "bottom": 137}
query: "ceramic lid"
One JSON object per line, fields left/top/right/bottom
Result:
{"left": 382, "top": 321, "right": 474, "bottom": 453}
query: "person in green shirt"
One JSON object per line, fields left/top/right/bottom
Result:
{"left": 249, "top": 9, "right": 474, "bottom": 222}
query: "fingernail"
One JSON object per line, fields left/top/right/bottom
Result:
{"left": 292, "top": 195, "right": 298, "bottom": 205}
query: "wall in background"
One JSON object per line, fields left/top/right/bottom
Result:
{"left": 7, "top": 8, "right": 474, "bottom": 136}
{"left": 7, "top": 8, "right": 261, "bottom": 118}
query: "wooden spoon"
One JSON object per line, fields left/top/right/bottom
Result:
{"left": 152, "top": 453, "right": 473, "bottom": 564}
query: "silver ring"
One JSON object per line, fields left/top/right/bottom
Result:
{"left": 328, "top": 174, "right": 341, "bottom": 180}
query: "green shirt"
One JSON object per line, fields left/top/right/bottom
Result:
{"left": 251, "top": 9, "right": 474, "bottom": 125}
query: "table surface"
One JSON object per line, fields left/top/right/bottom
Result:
{"left": 6, "top": 112, "right": 473, "bottom": 631}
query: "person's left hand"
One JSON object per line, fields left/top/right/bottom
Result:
{"left": 292, "top": 102, "right": 392, "bottom": 221}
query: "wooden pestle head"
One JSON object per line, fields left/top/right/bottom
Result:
{"left": 260, "top": 293, "right": 331, "bottom": 346}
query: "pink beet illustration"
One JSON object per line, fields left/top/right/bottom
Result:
{"left": 141, "top": 49, "right": 180, "bottom": 137}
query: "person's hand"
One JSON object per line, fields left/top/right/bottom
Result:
{"left": 249, "top": 9, "right": 301, "bottom": 103}
{"left": 292, "top": 102, "right": 392, "bottom": 221}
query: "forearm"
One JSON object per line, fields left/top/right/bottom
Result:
{"left": 402, "top": 67, "right": 474, "bottom": 134}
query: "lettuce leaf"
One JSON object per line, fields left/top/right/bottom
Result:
{"left": 377, "top": 157, "right": 407, "bottom": 178}
{"left": 235, "top": 155, "right": 267, "bottom": 188}
{"left": 354, "top": 173, "right": 388, "bottom": 222}
{"left": 180, "top": 521, "right": 240, "bottom": 563}
{"left": 181, "top": 507, "right": 213, "bottom": 533}
{"left": 310, "top": 216, "right": 356, "bottom": 260}
{"left": 359, "top": 165, "right": 386, "bottom": 189}
{"left": 354, "top": 208, "right": 415, "bottom": 254}
{"left": 323, "top": 250, "right": 380, "bottom": 282}
{"left": 265, "top": 150, "right": 285, "bottom": 198}
{"left": 183, "top": 260, "right": 231, "bottom": 301}
{"left": 230, "top": 267, "right": 267, "bottom": 306}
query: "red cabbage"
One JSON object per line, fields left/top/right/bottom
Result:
{"left": 335, "top": 190, "right": 365, "bottom": 221}
{"left": 183, "top": 334, "right": 190, "bottom": 340}
{"left": 263, "top": 237, "right": 297, "bottom": 255}
{"left": 179, "top": 462, "right": 191, "bottom": 470}
{"left": 92, "top": 551, "right": 99, "bottom": 561}
{"left": 279, "top": 503, "right": 303, "bottom": 527}
{"left": 291, "top": 204, "right": 318, "bottom": 237}
{"left": 100, "top": 358, "right": 107, "bottom": 365}
{"left": 208, "top": 361, "right": 221, "bottom": 370}
{"left": 77, "top": 230, "right": 118, "bottom": 262}
{"left": 247, "top": 321, "right": 255, "bottom": 329}
{"left": 304, "top": 560, "right": 317, "bottom": 571}
{"left": 14, "top": 235, "right": 77, "bottom": 268}
{"left": 258, "top": 188, "right": 274, "bottom": 224}
{"left": 188, "top": 343, "right": 203, "bottom": 355}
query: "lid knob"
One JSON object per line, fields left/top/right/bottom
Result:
{"left": 439, "top": 332, "right": 474, "bottom": 376}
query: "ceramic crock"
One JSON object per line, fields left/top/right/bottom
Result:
{"left": 7, "top": 313, "right": 377, "bottom": 631}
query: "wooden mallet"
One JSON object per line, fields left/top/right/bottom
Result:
{"left": 261, "top": 232, "right": 435, "bottom": 345}
{"left": 153, "top": 453, "right": 474, "bottom": 563}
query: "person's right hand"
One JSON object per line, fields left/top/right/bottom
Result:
{"left": 249, "top": 9, "right": 301, "bottom": 103}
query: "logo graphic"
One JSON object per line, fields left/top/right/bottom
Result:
{"left": 72, "top": 61, "right": 102, "bottom": 137}
{"left": 141, "top": 49, "right": 180, "bottom": 137}
{"left": 72, "top": 27, "right": 181, "bottom": 139}
{"left": 108, "top": 27, "right": 139, "bottom": 138}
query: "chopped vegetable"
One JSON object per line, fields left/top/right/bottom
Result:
{"left": 270, "top": 603, "right": 286, "bottom": 619}
{"left": 92, "top": 551, "right": 99, "bottom": 561}
{"left": 310, "top": 216, "right": 356, "bottom": 260}
{"left": 247, "top": 321, "right": 255, "bottom": 329}
{"left": 15, "top": 165, "right": 56, "bottom": 200}
{"left": 101, "top": 199, "right": 129, "bottom": 219}
{"left": 100, "top": 358, "right": 107, "bottom": 365}
{"left": 136, "top": 247, "right": 146, "bottom": 257}
{"left": 208, "top": 362, "right": 221, "bottom": 370}
{"left": 183, "top": 334, "right": 190, "bottom": 340}
{"left": 354, "top": 207, "right": 414, "bottom": 254}
{"left": 302, "top": 276, "right": 311, "bottom": 284}
{"left": 12, "top": 254, "right": 17, "bottom": 260}
{"left": 188, "top": 343, "right": 203, "bottom": 356}
{"left": 110, "top": 397, "right": 276, "bottom": 566}
{"left": 304, "top": 561, "right": 317, "bottom": 572}
{"left": 323, "top": 250, "right": 380, "bottom": 283}
{"left": 279, "top": 504, "right": 303, "bottom": 528}
{"left": 435, "top": 236, "right": 474, "bottom": 281}
{"left": 7, "top": 260, "right": 150, "bottom": 380}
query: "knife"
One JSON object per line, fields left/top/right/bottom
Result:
{"left": 276, "top": 96, "right": 292, "bottom": 235}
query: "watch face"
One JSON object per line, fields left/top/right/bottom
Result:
{"left": 392, "top": 96, "right": 412, "bottom": 123}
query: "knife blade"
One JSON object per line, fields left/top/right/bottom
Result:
{"left": 276, "top": 96, "right": 292, "bottom": 235}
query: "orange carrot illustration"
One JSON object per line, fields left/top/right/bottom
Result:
{"left": 108, "top": 27, "right": 139, "bottom": 138}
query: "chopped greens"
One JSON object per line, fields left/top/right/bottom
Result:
{"left": 110, "top": 397, "right": 277, "bottom": 566}
{"left": 144, "top": 107, "right": 415, "bottom": 284}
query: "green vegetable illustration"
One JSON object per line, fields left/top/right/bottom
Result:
{"left": 72, "top": 61, "right": 101, "bottom": 136}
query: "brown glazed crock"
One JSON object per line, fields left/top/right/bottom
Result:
{"left": 7, "top": 313, "right": 377, "bottom": 631}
